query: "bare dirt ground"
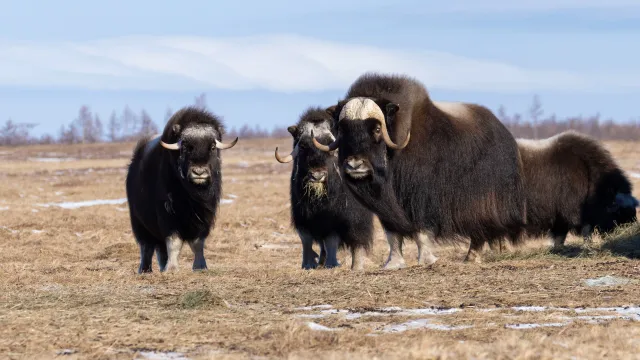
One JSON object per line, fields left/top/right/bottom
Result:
{"left": 1, "top": 139, "right": 639, "bottom": 360}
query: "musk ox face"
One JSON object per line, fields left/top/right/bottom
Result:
{"left": 161, "top": 123, "right": 238, "bottom": 187}
{"left": 598, "top": 193, "right": 639, "bottom": 233}
{"left": 312, "top": 97, "right": 408, "bottom": 183}
{"left": 275, "top": 113, "right": 337, "bottom": 199}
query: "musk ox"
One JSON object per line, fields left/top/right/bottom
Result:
{"left": 516, "top": 130, "right": 638, "bottom": 248}
{"left": 274, "top": 107, "right": 375, "bottom": 270}
{"left": 125, "top": 106, "right": 238, "bottom": 273}
{"left": 312, "top": 73, "right": 527, "bottom": 268}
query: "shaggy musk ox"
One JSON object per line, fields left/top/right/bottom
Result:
{"left": 274, "top": 107, "right": 374, "bottom": 270}
{"left": 516, "top": 131, "right": 638, "bottom": 248}
{"left": 312, "top": 73, "right": 527, "bottom": 268}
{"left": 126, "top": 107, "right": 238, "bottom": 273}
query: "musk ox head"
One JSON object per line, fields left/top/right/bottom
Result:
{"left": 274, "top": 108, "right": 337, "bottom": 199}
{"left": 597, "top": 192, "right": 639, "bottom": 233}
{"left": 159, "top": 107, "right": 238, "bottom": 187}
{"left": 312, "top": 97, "right": 409, "bottom": 182}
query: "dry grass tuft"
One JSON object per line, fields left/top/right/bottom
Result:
{"left": 180, "top": 289, "right": 227, "bottom": 309}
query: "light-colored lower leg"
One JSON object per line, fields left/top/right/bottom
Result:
{"left": 351, "top": 247, "right": 366, "bottom": 271}
{"left": 416, "top": 231, "right": 438, "bottom": 266}
{"left": 189, "top": 238, "right": 207, "bottom": 271}
{"left": 383, "top": 230, "right": 406, "bottom": 270}
{"left": 464, "top": 239, "right": 484, "bottom": 263}
{"left": 164, "top": 234, "right": 184, "bottom": 272}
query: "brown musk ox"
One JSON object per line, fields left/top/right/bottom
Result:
{"left": 274, "top": 107, "right": 375, "bottom": 270}
{"left": 125, "top": 106, "right": 238, "bottom": 273}
{"left": 516, "top": 130, "right": 638, "bottom": 248}
{"left": 312, "top": 72, "right": 527, "bottom": 268}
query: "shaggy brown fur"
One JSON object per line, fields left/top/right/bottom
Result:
{"left": 321, "top": 72, "right": 527, "bottom": 265}
{"left": 517, "top": 130, "right": 638, "bottom": 247}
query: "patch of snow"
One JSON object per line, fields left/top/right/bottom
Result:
{"left": 56, "top": 349, "right": 76, "bottom": 355}
{"left": 220, "top": 199, "right": 234, "bottom": 205}
{"left": 32, "top": 230, "right": 43, "bottom": 234}
{"left": 55, "top": 191, "right": 64, "bottom": 196}
{"left": 115, "top": 207, "right": 128, "bottom": 212}
{"left": 295, "top": 304, "right": 333, "bottom": 311}
{"left": 629, "top": 172, "right": 640, "bottom": 179}
{"left": 138, "top": 351, "right": 188, "bottom": 360}
{"left": 0, "top": 226, "right": 18, "bottom": 234}
{"left": 505, "top": 322, "right": 569, "bottom": 330}
{"left": 31, "top": 209, "right": 38, "bottom": 213}
{"left": 584, "top": 275, "right": 633, "bottom": 287}
{"left": 36, "top": 198, "right": 128, "bottom": 209}
{"left": 227, "top": 194, "right": 238, "bottom": 198}
{"left": 307, "top": 322, "right": 341, "bottom": 332}
{"left": 237, "top": 161, "right": 249, "bottom": 168}
{"left": 381, "top": 319, "right": 473, "bottom": 333}
{"left": 0, "top": 206, "right": 8, "bottom": 211}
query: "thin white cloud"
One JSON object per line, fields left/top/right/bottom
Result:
{"left": 424, "top": 0, "right": 640, "bottom": 13}
{"left": 0, "top": 34, "right": 636, "bottom": 93}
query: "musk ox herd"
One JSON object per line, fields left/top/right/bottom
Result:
{"left": 125, "top": 72, "right": 639, "bottom": 273}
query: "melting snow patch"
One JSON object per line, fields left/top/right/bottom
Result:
{"left": 0, "top": 206, "right": 8, "bottom": 211}
{"left": 505, "top": 322, "right": 569, "bottom": 330}
{"left": 138, "top": 351, "right": 188, "bottom": 360}
{"left": 307, "top": 322, "right": 341, "bottom": 332}
{"left": 629, "top": 172, "right": 640, "bottom": 179}
{"left": 381, "top": 319, "right": 473, "bottom": 333}
{"left": 227, "top": 194, "right": 238, "bottom": 199}
{"left": 295, "top": 304, "right": 333, "bottom": 311}
{"left": 32, "top": 230, "right": 43, "bottom": 234}
{"left": 37, "top": 198, "right": 128, "bottom": 209}
{"left": 584, "top": 276, "right": 633, "bottom": 287}
{"left": 220, "top": 199, "right": 234, "bottom": 205}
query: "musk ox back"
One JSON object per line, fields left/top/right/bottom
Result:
{"left": 312, "top": 72, "right": 527, "bottom": 267}
{"left": 274, "top": 107, "right": 374, "bottom": 270}
{"left": 125, "top": 106, "right": 238, "bottom": 273}
{"left": 517, "top": 130, "right": 638, "bottom": 247}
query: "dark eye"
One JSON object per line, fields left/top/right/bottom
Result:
{"left": 374, "top": 125, "right": 381, "bottom": 135}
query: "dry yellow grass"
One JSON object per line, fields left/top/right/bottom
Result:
{"left": 1, "top": 139, "right": 639, "bottom": 360}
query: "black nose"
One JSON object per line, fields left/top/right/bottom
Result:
{"left": 345, "top": 157, "right": 364, "bottom": 171}
{"left": 191, "top": 167, "right": 206, "bottom": 176}
{"left": 309, "top": 170, "right": 327, "bottom": 182}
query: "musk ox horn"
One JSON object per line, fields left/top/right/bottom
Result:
{"left": 275, "top": 144, "right": 299, "bottom": 163}
{"left": 311, "top": 130, "right": 340, "bottom": 152}
{"left": 214, "top": 137, "right": 239, "bottom": 150}
{"left": 161, "top": 140, "right": 181, "bottom": 150}
{"left": 335, "top": 97, "right": 411, "bottom": 150}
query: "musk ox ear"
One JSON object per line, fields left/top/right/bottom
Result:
{"left": 287, "top": 126, "right": 297, "bottom": 137}
{"left": 385, "top": 103, "right": 400, "bottom": 118}
{"left": 172, "top": 124, "right": 181, "bottom": 135}
{"left": 325, "top": 105, "right": 337, "bottom": 118}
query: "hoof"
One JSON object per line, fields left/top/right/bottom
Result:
{"left": 463, "top": 255, "right": 482, "bottom": 264}
{"left": 382, "top": 261, "right": 406, "bottom": 270}
{"left": 302, "top": 261, "right": 318, "bottom": 270}
{"left": 138, "top": 268, "right": 152, "bottom": 274}
{"left": 418, "top": 254, "right": 439, "bottom": 266}
{"left": 323, "top": 260, "right": 341, "bottom": 269}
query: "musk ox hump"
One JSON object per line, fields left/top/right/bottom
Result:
{"left": 433, "top": 101, "right": 472, "bottom": 120}
{"left": 339, "top": 97, "right": 385, "bottom": 123}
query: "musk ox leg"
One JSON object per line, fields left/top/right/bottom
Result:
{"left": 299, "top": 230, "right": 318, "bottom": 270}
{"left": 189, "top": 238, "right": 208, "bottom": 271}
{"left": 323, "top": 235, "right": 341, "bottom": 269}
{"left": 164, "top": 234, "right": 184, "bottom": 272}
{"left": 552, "top": 232, "right": 568, "bottom": 250}
{"left": 581, "top": 224, "right": 593, "bottom": 246}
{"left": 464, "top": 238, "right": 484, "bottom": 263}
{"left": 416, "top": 231, "right": 438, "bottom": 266}
{"left": 383, "top": 230, "right": 406, "bottom": 270}
{"left": 351, "top": 246, "right": 366, "bottom": 271}
{"left": 318, "top": 242, "right": 327, "bottom": 267}
{"left": 138, "top": 244, "right": 155, "bottom": 274}
{"left": 156, "top": 244, "right": 168, "bottom": 271}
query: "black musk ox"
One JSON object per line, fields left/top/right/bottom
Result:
{"left": 125, "top": 107, "right": 238, "bottom": 273}
{"left": 516, "top": 131, "right": 638, "bottom": 248}
{"left": 274, "top": 107, "right": 374, "bottom": 270}
{"left": 312, "top": 73, "right": 527, "bottom": 268}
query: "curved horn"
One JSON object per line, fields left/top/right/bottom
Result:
{"left": 311, "top": 130, "right": 339, "bottom": 152}
{"left": 215, "top": 137, "right": 239, "bottom": 150}
{"left": 275, "top": 144, "right": 298, "bottom": 163}
{"left": 379, "top": 122, "right": 411, "bottom": 150}
{"left": 160, "top": 140, "right": 181, "bottom": 150}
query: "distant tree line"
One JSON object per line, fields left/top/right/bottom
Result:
{"left": 1, "top": 94, "right": 639, "bottom": 146}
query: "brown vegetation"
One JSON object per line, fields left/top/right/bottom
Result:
{"left": 0, "top": 139, "right": 639, "bottom": 359}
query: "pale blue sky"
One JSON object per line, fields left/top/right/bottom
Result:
{"left": 1, "top": 0, "right": 639, "bottom": 136}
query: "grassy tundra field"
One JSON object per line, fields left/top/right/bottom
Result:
{"left": 1, "top": 138, "right": 640, "bottom": 360}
